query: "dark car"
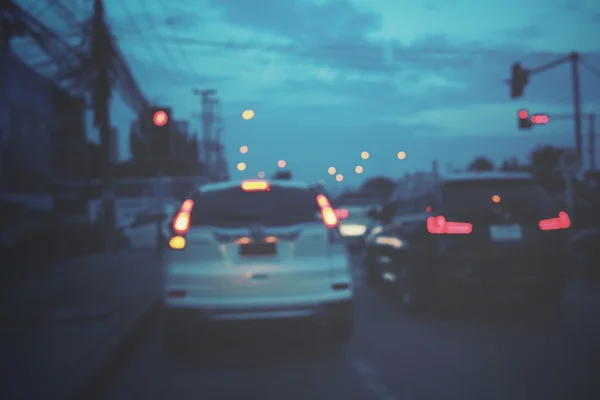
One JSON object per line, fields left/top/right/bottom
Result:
{"left": 364, "top": 171, "right": 573, "bottom": 312}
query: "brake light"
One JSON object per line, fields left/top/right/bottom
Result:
{"left": 241, "top": 180, "right": 270, "bottom": 191}
{"left": 315, "top": 194, "right": 338, "bottom": 228}
{"left": 426, "top": 215, "right": 472, "bottom": 235}
{"left": 172, "top": 198, "right": 193, "bottom": 235}
{"left": 321, "top": 207, "right": 338, "bottom": 228}
{"left": 539, "top": 211, "right": 571, "bottom": 231}
{"left": 316, "top": 194, "right": 330, "bottom": 208}
{"left": 335, "top": 208, "right": 349, "bottom": 219}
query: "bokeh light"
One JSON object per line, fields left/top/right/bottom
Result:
{"left": 241, "top": 110, "right": 255, "bottom": 120}
{"left": 237, "top": 162, "right": 246, "bottom": 171}
{"left": 277, "top": 160, "right": 287, "bottom": 168}
{"left": 335, "top": 174, "right": 344, "bottom": 182}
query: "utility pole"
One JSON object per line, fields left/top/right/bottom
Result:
{"left": 589, "top": 113, "right": 596, "bottom": 171}
{"left": 538, "top": 113, "right": 596, "bottom": 171}
{"left": 571, "top": 52, "right": 583, "bottom": 162}
{"left": 193, "top": 88, "right": 217, "bottom": 180}
{"left": 91, "top": 0, "right": 115, "bottom": 250}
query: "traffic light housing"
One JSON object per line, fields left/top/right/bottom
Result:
{"left": 518, "top": 109, "right": 532, "bottom": 130}
{"left": 149, "top": 107, "right": 172, "bottom": 160}
{"left": 510, "top": 63, "right": 529, "bottom": 99}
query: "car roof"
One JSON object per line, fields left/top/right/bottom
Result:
{"left": 198, "top": 179, "right": 310, "bottom": 193}
{"left": 440, "top": 171, "right": 535, "bottom": 183}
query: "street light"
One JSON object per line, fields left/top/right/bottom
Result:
{"left": 335, "top": 173, "right": 344, "bottom": 182}
{"left": 397, "top": 151, "right": 406, "bottom": 160}
{"left": 328, "top": 167, "right": 336, "bottom": 175}
{"left": 258, "top": 171, "right": 265, "bottom": 178}
{"left": 355, "top": 165, "right": 363, "bottom": 174}
{"left": 277, "top": 160, "right": 287, "bottom": 168}
{"left": 241, "top": 110, "right": 255, "bottom": 120}
{"left": 240, "top": 145, "right": 248, "bottom": 154}
{"left": 237, "top": 162, "right": 247, "bottom": 171}
{"left": 361, "top": 151, "right": 370, "bottom": 160}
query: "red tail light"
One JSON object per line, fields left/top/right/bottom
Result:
{"left": 539, "top": 211, "right": 571, "bottom": 231}
{"left": 172, "top": 199, "right": 194, "bottom": 234}
{"left": 315, "top": 194, "right": 338, "bottom": 228}
{"left": 316, "top": 194, "right": 330, "bottom": 208}
{"left": 427, "top": 215, "right": 472, "bottom": 235}
{"left": 335, "top": 208, "right": 349, "bottom": 219}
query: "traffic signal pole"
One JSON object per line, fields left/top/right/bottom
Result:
{"left": 547, "top": 113, "right": 596, "bottom": 171}
{"left": 508, "top": 52, "right": 584, "bottom": 161}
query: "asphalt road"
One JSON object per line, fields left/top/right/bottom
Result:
{"left": 95, "top": 254, "right": 600, "bottom": 400}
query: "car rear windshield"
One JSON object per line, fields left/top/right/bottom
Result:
{"left": 189, "top": 185, "right": 321, "bottom": 227}
{"left": 442, "top": 179, "right": 559, "bottom": 216}
{"left": 336, "top": 193, "right": 380, "bottom": 207}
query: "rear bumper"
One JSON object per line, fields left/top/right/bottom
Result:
{"left": 430, "top": 251, "right": 572, "bottom": 289}
{"left": 162, "top": 294, "right": 354, "bottom": 324}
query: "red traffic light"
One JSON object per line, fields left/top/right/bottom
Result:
{"left": 531, "top": 114, "right": 549, "bottom": 124}
{"left": 518, "top": 109, "right": 529, "bottom": 119}
{"left": 153, "top": 110, "right": 168, "bottom": 126}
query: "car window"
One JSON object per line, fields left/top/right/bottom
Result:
{"left": 189, "top": 186, "right": 321, "bottom": 227}
{"left": 442, "top": 179, "right": 559, "bottom": 215}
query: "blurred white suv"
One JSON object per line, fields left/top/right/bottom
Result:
{"left": 161, "top": 179, "right": 354, "bottom": 345}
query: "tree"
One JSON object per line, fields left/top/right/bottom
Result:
{"left": 499, "top": 157, "right": 525, "bottom": 172}
{"left": 361, "top": 176, "right": 394, "bottom": 199}
{"left": 467, "top": 156, "right": 495, "bottom": 172}
{"left": 529, "top": 145, "right": 568, "bottom": 193}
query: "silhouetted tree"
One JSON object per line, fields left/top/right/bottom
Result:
{"left": 529, "top": 145, "right": 567, "bottom": 193}
{"left": 498, "top": 157, "right": 525, "bottom": 172}
{"left": 361, "top": 176, "right": 394, "bottom": 199}
{"left": 467, "top": 156, "right": 495, "bottom": 172}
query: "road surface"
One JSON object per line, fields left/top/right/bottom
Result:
{"left": 95, "top": 254, "right": 600, "bottom": 400}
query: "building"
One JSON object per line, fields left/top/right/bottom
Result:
{"left": 0, "top": 43, "right": 88, "bottom": 213}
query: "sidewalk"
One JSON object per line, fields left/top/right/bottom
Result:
{"left": 0, "top": 249, "right": 161, "bottom": 400}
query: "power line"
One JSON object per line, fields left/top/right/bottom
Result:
{"left": 581, "top": 58, "right": 600, "bottom": 81}
{"left": 112, "top": 1, "right": 189, "bottom": 86}
{"left": 146, "top": 0, "right": 206, "bottom": 83}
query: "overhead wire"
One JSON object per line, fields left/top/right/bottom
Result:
{"left": 146, "top": 0, "right": 206, "bottom": 84}
{"left": 111, "top": 1, "right": 189, "bottom": 87}
{"left": 581, "top": 58, "right": 600, "bottom": 81}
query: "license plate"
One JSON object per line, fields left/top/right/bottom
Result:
{"left": 489, "top": 224, "right": 522, "bottom": 241}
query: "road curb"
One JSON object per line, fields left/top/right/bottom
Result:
{"left": 72, "top": 296, "right": 160, "bottom": 400}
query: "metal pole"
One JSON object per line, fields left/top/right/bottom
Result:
{"left": 571, "top": 52, "right": 583, "bottom": 160}
{"left": 589, "top": 113, "right": 596, "bottom": 171}
{"left": 156, "top": 168, "right": 165, "bottom": 255}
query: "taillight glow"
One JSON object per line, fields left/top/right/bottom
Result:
{"left": 241, "top": 180, "right": 270, "bottom": 191}
{"left": 315, "top": 194, "right": 338, "bottom": 228}
{"left": 236, "top": 236, "right": 252, "bottom": 244}
{"left": 316, "top": 194, "right": 330, "bottom": 208}
{"left": 427, "top": 215, "right": 472, "bottom": 235}
{"left": 539, "top": 211, "right": 571, "bottom": 231}
{"left": 180, "top": 199, "right": 194, "bottom": 212}
{"left": 335, "top": 208, "right": 349, "bottom": 219}
{"left": 169, "top": 236, "right": 186, "bottom": 249}
{"left": 173, "top": 211, "right": 190, "bottom": 234}
{"left": 321, "top": 207, "right": 338, "bottom": 228}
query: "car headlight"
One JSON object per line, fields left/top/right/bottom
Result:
{"left": 374, "top": 236, "right": 408, "bottom": 249}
